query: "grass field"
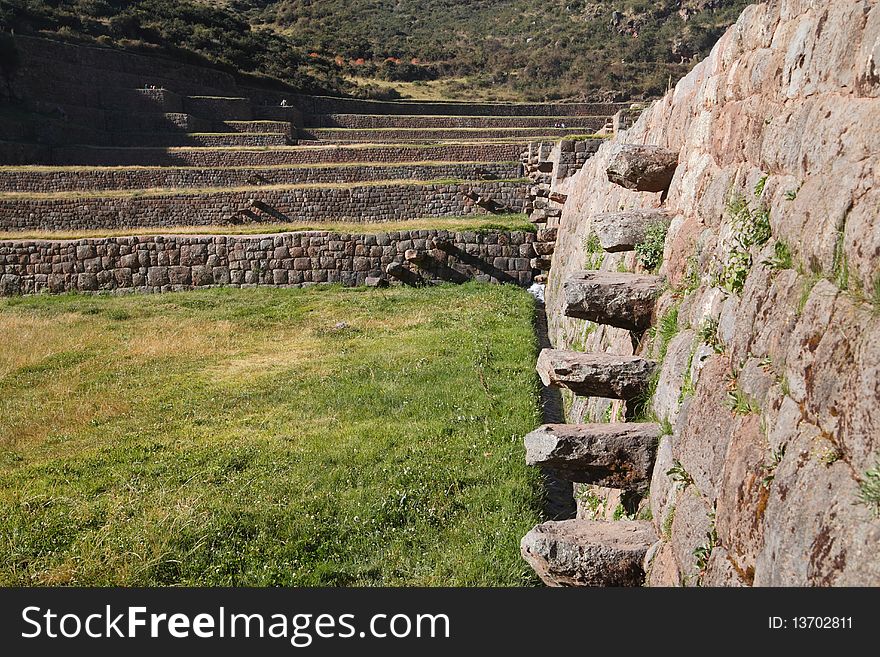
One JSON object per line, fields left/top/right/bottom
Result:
{"left": 0, "top": 284, "right": 542, "bottom": 586}
{"left": 0, "top": 215, "right": 535, "bottom": 242}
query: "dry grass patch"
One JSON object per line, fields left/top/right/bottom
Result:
{"left": 0, "top": 214, "right": 533, "bottom": 241}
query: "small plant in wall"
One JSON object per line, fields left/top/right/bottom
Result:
{"left": 719, "top": 193, "right": 773, "bottom": 294}
{"left": 667, "top": 460, "right": 694, "bottom": 490}
{"left": 762, "top": 240, "right": 793, "bottom": 271}
{"left": 634, "top": 220, "right": 668, "bottom": 273}
{"left": 583, "top": 232, "right": 604, "bottom": 270}
{"left": 857, "top": 459, "right": 880, "bottom": 519}
{"left": 693, "top": 506, "right": 718, "bottom": 585}
{"left": 697, "top": 317, "right": 723, "bottom": 353}
{"left": 761, "top": 445, "right": 786, "bottom": 489}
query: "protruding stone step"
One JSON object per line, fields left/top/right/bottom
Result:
{"left": 533, "top": 242, "right": 555, "bottom": 256}
{"left": 386, "top": 262, "right": 426, "bottom": 286}
{"left": 563, "top": 271, "right": 662, "bottom": 331}
{"left": 548, "top": 191, "right": 568, "bottom": 204}
{"left": 606, "top": 144, "right": 678, "bottom": 192}
{"left": 531, "top": 256, "right": 552, "bottom": 270}
{"left": 521, "top": 519, "right": 656, "bottom": 586}
{"left": 536, "top": 349, "right": 656, "bottom": 399}
{"left": 592, "top": 210, "right": 669, "bottom": 252}
{"left": 524, "top": 423, "right": 660, "bottom": 491}
{"left": 536, "top": 227, "right": 558, "bottom": 242}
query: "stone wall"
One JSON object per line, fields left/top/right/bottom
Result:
{"left": 0, "top": 229, "right": 537, "bottom": 295}
{"left": 542, "top": 0, "right": 880, "bottom": 586}
{"left": 284, "top": 94, "right": 630, "bottom": 117}
{"left": 110, "top": 132, "right": 289, "bottom": 148}
{"left": 48, "top": 143, "right": 526, "bottom": 167}
{"left": 0, "top": 182, "right": 528, "bottom": 232}
{"left": 299, "top": 127, "right": 594, "bottom": 143}
{"left": 304, "top": 114, "right": 608, "bottom": 130}
{"left": 11, "top": 36, "right": 237, "bottom": 108}
{"left": 0, "top": 162, "right": 521, "bottom": 193}
{"left": 183, "top": 96, "right": 253, "bottom": 121}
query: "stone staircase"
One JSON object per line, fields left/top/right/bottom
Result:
{"left": 519, "top": 143, "right": 681, "bottom": 587}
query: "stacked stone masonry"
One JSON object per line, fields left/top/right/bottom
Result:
{"left": 49, "top": 144, "right": 527, "bottom": 167}
{"left": 0, "top": 182, "right": 528, "bottom": 232}
{"left": 304, "top": 114, "right": 608, "bottom": 129}
{"left": 0, "top": 163, "right": 522, "bottom": 193}
{"left": 0, "top": 229, "right": 537, "bottom": 296}
{"left": 299, "top": 127, "right": 593, "bottom": 143}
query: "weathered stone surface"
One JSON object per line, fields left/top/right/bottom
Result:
{"left": 537, "top": 349, "right": 656, "bottom": 399}
{"left": 606, "top": 144, "right": 678, "bottom": 192}
{"left": 592, "top": 210, "right": 669, "bottom": 252}
{"left": 524, "top": 423, "right": 660, "bottom": 491}
{"left": 672, "top": 355, "right": 735, "bottom": 502}
{"left": 649, "top": 435, "right": 678, "bottom": 539}
{"left": 714, "top": 414, "right": 766, "bottom": 585}
{"left": 563, "top": 271, "right": 663, "bottom": 331}
{"left": 755, "top": 421, "right": 880, "bottom": 586}
{"left": 521, "top": 519, "right": 656, "bottom": 587}
{"left": 652, "top": 329, "right": 695, "bottom": 426}
{"left": 669, "top": 486, "right": 714, "bottom": 585}
{"left": 646, "top": 540, "right": 680, "bottom": 587}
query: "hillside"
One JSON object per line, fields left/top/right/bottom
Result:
{"left": 0, "top": 0, "right": 749, "bottom": 101}
{"left": 256, "top": 0, "right": 752, "bottom": 100}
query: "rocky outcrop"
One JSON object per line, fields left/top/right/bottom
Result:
{"left": 541, "top": 0, "right": 880, "bottom": 587}
{"left": 521, "top": 520, "right": 657, "bottom": 586}
{"left": 536, "top": 349, "right": 656, "bottom": 399}
{"left": 524, "top": 423, "right": 660, "bottom": 491}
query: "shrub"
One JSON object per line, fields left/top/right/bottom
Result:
{"left": 635, "top": 221, "right": 668, "bottom": 273}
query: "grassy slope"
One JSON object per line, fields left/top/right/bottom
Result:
{"left": 0, "top": 284, "right": 543, "bottom": 586}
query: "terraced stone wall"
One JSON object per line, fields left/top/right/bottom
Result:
{"left": 0, "top": 230, "right": 537, "bottom": 295}
{"left": 285, "top": 95, "right": 630, "bottom": 117}
{"left": 299, "top": 127, "right": 595, "bottom": 142}
{"left": 0, "top": 163, "right": 521, "bottom": 193}
{"left": 0, "top": 182, "right": 528, "bottom": 232}
{"left": 304, "top": 114, "right": 608, "bottom": 130}
{"left": 11, "top": 36, "right": 237, "bottom": 108}
{"left": 49, "top": 143, "right": 527, "bottom": 167}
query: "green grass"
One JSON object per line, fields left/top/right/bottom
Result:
{"left": 0, "top": 215, "right": 534, "bottom": 242}
{"left": 0, "top": 284, "right": 543, "bottom": 586}
{"left": 0, "top": 160, "right": 520, "bottom": 173}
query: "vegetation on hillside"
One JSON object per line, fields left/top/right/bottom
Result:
{"left": 0, "top": 284, "right": 543, "bottom": 585}
{"left": 255, "top": 0, "right": 752, "bottom": 100}
{"left": 0, "top": 0, "right": 750, "bottom": 101}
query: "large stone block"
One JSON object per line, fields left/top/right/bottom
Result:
{"left": 606, "top": 144, "right": 678, "bottom": 192}
{"left": 536, "top": 349, "right": 656, "bottom": 399}
{"left": 563, "top": 271, "right": 663, "bottom": 331}
{"left": 524, "top": 422, "right": 660, "bottom": 491}
{"left": 521, "top": 519, "right": 656, "bottom": 586}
